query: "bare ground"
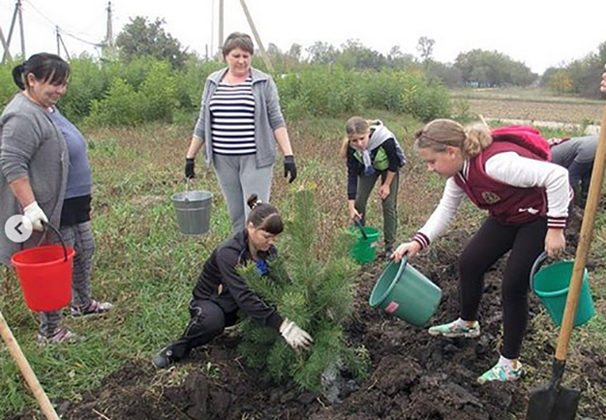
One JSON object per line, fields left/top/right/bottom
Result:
{"left": 7, "top": 211, "right": 606, "bottom": 420}
{"left": 465, "top": 98, "right": 603, "bottom": 125}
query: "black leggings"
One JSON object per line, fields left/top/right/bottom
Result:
{"left": 166, "top": 299, "right": 239, "bottom": 361}
{"left": 459, "top": 217, "right": 546, "bottom": 359}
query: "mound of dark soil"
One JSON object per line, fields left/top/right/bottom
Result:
{"left": 8, "top": 212, "right": 605, "bottom": 420}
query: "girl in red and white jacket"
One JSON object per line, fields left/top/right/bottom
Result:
{"left": 393, "top": 119, "right": 570, "bottom": 384}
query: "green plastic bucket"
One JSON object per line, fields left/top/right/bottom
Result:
{"left": 350, "top": 226, "right": 380, "bottom": 264}
{"left": 369, "top": 258, "right": 442, "bottom": 326}
{"left": 531, "top": 252, "right": 595, "bottom": 327}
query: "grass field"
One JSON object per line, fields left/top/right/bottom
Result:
{"left": 1, "top": 94, "right": 605, "bottom": 417}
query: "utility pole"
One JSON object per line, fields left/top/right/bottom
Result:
{"left": 239, "top": 0, "right": 274, "bottom": 74}
{"left": 105, "top": 1, "right": 113, "bottom": 47}
{"left": 218, "top": 0, "right": 224, "bottom": 54}
{"left": 17, "top": 0, "right": 25, "bottom": 59}
{"left": 102, "top": 1, "right": 116, "bottom": 59}
{"left": 2, "top": 0, "right": 26, "bottom": 63}
{"left": 55, "top": 26, "right": 70, "bottom": 60}
{"left": 0, "top": 27, "right": 10, "bottom": 62}
{"left": 56, "top": 26, "right": 60, "bottom": 56}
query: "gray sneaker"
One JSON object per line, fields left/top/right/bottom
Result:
{"left": 36, "top": 327, "right": 83, "bottom": 346}
{"left": 70, "top": 300, "right": 114, "bottom": 317}
{"left": 428, "top": 319, "right": 480, "bottom": 338}
{"left": 152, "top": 345, "right": 176, "bottom": 369}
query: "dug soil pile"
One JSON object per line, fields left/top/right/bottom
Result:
{"left": 8, "top": 214, "right": 606, "bottom": 420}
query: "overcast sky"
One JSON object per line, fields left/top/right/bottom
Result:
{"left": 1, "top": 0, "right": 604, "bottom": 74}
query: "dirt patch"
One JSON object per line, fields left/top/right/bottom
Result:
{"left": 7, "top": 212, "right": 605, "bottom": 420}
{"left": 466, "top": 98, "right": 603, "bottom": 124}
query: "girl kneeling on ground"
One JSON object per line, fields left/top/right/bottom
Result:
{"left": 153, "top": 194, "right": 312, "bottom": 368}
{"left": 393, "top": 119, "right": 570, "bottom": 384}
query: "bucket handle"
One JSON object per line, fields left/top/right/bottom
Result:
{"left": 40, "top": 221, "right": 69, "bottom": 263}
{"left": 529, "top": 251, "right": 548, "bottom": 294}
{"left": 353, "top": 218, "right": 368, "bottom": 240}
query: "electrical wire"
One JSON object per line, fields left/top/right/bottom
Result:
{"left": 23, "top": 0, "right": 103, "bottom": 47}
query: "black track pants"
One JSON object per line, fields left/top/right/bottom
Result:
{"left": 166, "top": 299, "right": 238, "bottom": 361}
{"left": 458, "top": 217, "right": 546, "bottom": 359}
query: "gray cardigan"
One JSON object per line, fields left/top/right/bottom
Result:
{"left": 0, "top": 93, "right": 68, "bottom": 265}
{"left": 193, "top": 67, "right": 286, "bottom": 168}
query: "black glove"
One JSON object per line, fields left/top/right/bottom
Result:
{"left": 283, "top": 155, "right": 297, "bottom": 183}
{"left": 185, "top": 158, "right": 195, "bottom": 179}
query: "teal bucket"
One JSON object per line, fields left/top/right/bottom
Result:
{"left": 350, "top": 226, "right": 380, "bottom": 264}
{"left": 531, "top": 252, "right": 595, "bottom": 327}
{"left": 369, "top": 258, "right": 442, "bottom": 326}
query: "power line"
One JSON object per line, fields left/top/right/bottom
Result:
{"left": 23, "top": 0, "right": 103, "bottom": 47}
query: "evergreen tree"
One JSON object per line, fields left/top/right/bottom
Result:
{"left": 238, "top": 187, "right": 368, "bottom": 392}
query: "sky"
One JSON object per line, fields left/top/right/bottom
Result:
{"left": 1, "top": 0, "right": 604, "bottom": 75}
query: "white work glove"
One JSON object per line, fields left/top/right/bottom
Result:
{"left": 280, "top": 319, "right": 313, "bottom": 349}
{"left": 23, "top": 201, "right": 48, "bottom": 231}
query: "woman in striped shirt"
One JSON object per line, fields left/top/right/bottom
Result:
{"left": 185, "top": 32, "right": 296, "bottom": 233}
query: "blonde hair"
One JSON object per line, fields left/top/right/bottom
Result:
{"left": 340, "top": 116, "right": 373, "bottom": 158}
{"left": 414, "top": 119, "right": 492, "bottom": 158}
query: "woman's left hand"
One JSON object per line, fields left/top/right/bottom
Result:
{"left": 545, "top": 228, "right": 566, "bottom": 258}
{"left": 378, "top": 184, "right": 390, "bottom": 200}
{"left": 284, "top": 155, "right": 297, "bottom": 183}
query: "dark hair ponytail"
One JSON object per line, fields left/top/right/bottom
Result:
{"left": 11, "top": 63, "right": 26, "bottom": 90}
{"left": 11, "top": 53, "right": 70, "bottom": 91}
{"left": 246, "top": 194, "right": 283, "bottom": 235}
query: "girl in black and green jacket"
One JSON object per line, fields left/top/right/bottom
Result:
{"left": 341, "top": 117, "right": 406, "bottom": 258}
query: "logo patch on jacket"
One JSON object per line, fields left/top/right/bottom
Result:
{"left": 481, "top": 191, "right": 501, "bottom": 204}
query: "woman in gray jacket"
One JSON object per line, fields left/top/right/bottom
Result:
{"left": 184, "top": 32, "right": 297, "bottom": 233}
{"left": 0, "top": 53, "right": 112, "bottom": 345}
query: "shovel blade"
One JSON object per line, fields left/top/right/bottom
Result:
{"left": 526, "top": 384, "right": 581, "bottom": 420}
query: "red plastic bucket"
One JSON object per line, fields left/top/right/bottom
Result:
{"left": 11, "top": 243, "right": 74, "bottom": 312}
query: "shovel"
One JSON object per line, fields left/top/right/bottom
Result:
{"left": 0, "top": 311, "right": 60, "bottom": 420}
{"left": 526, "top": 96, "right": 606, "bottom": 419}
{"left": 353, "top": 218, "right": 368, "bottom": 240}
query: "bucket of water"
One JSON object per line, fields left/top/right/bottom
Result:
{"left": 530, "top": 251, "right": 595, "bottom": 327}
{"left": 172, "top": 190, "right": 213, "bottom": 235}
{"left": 350, "top": 225, "right": 380, "bottom": 264}
{"left": 369, "top": 258, "right": 442, "bottom": 326}
{"left": 11, "top": 223, "right": 74, "bottom": 312}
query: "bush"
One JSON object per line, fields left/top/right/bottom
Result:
{"left": 86, "top": 78, "right": 144, "bottom": 126}
{"left": 138, "top": 61, "right": 179, "bottom": 122}
{"left": 173, "top": 58, "right": 223, "bottom": 112}
{"left": 60, "top": 55, "right": 108, "bottom": 122}
{"left": 400, "top": 72, "right": 451, "bottom": 122}
{"left": 359, "top": 70, "right": 405, "bottom": 112}
{"left": 277, "top": 66, "right": 449, "bottom": 121}
{"left": 0, "top": 59, "right": 18, "bottom": 109}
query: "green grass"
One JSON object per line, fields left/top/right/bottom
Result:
{"left": 1, "top": 112, "right": 606, "bottom": 418}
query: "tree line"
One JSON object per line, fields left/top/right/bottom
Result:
{"left": 1, "top": 16, "right": 603, "bottom": 128}
{"left": 113, "top": 17, "right": 606, "bottom": 98}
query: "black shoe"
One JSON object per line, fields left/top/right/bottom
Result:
{"left": 384, "top": 248, "right": 394, "bottom": 260}
{"left": 152, "top": 345, "right": 175, "bottom": 369}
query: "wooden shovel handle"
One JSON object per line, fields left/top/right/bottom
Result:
{"left": 555, "top": 102, "right": 606, "bottom": 361}
{"left": 0, "top": 311, "right": 60, "bottom": 420}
